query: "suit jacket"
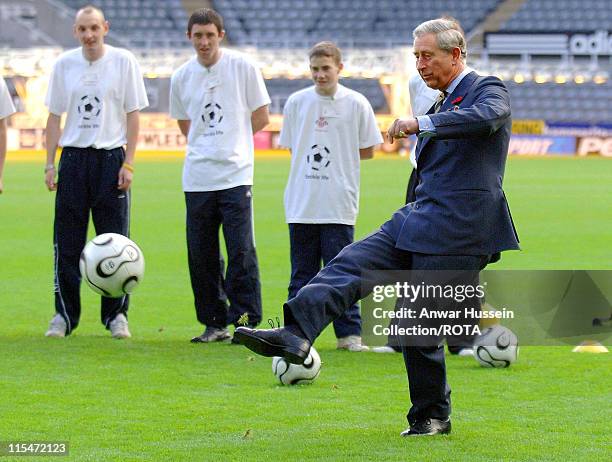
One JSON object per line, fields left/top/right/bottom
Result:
{"left": 394, "top": 71, "right": 520, "bottom": 256}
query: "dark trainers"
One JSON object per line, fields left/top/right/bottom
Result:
{"left": 191, "top": 327, "right": 231, "bottom": 343}
{"left": 400, "top": 418, "right": 451, "bottom": 437}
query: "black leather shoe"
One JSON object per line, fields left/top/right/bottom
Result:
{"left": 400, "top": 418, "right": 451, "bottom": 437}
{"left": 233, "top": 327, "right": 311, "bottom": 364}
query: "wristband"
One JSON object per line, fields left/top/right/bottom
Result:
{"left": 44, "top": 164, "right": 55, "bottom": 173}
{"left": 122, "top": 163, "right": 134, "bottom": 173}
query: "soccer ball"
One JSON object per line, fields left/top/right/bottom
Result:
{"left": 77, "top": 94, "right": 102, "bottom": 120}
{"left": 307, "top": 144, "right": 331, "bottom": 171}
{"left": 473, "top": 325, "right": 519, "bottom": 368}
{"left": 79, "top": 233, "right": 145, "bottom": 298}
{"left": 272, "top": 347, "right": 321, "bottom": 385}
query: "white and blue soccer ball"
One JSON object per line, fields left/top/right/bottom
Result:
{"left": 79, "top": 233, "right": 145, "bottom": 298}
{"left": 473, "top": 325, "right": 519, "bottom": 368}
{"left": 272, "top": 347, "right": 321, "bottom": 385}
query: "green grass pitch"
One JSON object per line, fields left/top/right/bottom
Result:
{"left": 0, "top": 156, "right": 610, "bottom": 461}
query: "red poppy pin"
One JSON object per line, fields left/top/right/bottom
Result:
{"left": 450, "top": 96, "right": 463, "bottom": 111}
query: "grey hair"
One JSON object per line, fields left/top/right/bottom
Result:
{"left": 413, "top": 19, "right": 467, "bottom": 61}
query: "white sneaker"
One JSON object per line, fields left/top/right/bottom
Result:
{"left": 109, "top": 313, "right": 131, "bottom": 339}
{"left": 45, "top": 314, "right": 67, "bottom": 337}
{"left": 371, "top": 345, "right": 399, "bottom": 353}
{"left": 337, "top": 335, "right": 369, "bottom": 352}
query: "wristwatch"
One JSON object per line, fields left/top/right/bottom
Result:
{"left": 44, "top": 164, "right": 55, "bottom": 173}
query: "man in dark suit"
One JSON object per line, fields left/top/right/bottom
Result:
{"left": 235, "top": 18, "right": 519, "bottom": 436}
{"left": 375, "top": 16, "right": 479, "bottom": 357}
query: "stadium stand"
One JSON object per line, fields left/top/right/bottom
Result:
{"left": 35, "top": 0, "right": 512, "bottom": 50}
{"left": 2, "top": 0, "right": 609, "bottom": 124}
{"left": 59, "top": 0, "right": 189, "bottom": 48}
{"left": 506, "top": 81, "right": 612, "bottom": 123}
{"left": 0, "top": 1, "right": 56, "bottom": 47}
{"left": 500, "top": 0, "right": 611, "bottom": 32}
{"left": 0, "top": 2, "right": 37, "bottom": 23}
{"left": 212, "top": 0, "right": 504, "bottom": 48}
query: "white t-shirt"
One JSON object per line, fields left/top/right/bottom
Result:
{"left": 0, "top": 76, "right": 16, "bottom": 119}
{"left": 408, "top": 74, "right": 438, "bottom": 168}
{"left": 280, "top": 84, "right": 383, "bottom": 225}
{"left": 45, "top": 45, "right": 148, "bottom": 149}
{"left": 170, "top": 49, "right": 271, "bottom": 192}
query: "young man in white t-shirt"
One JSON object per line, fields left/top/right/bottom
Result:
{"left": 170, "top": 9, "right": 270, "bottom": 343}
{"left": 0, "top": 76, "right": 16, "bottom": 194}
{"left": 279, "top": 42, "right": 383, "bottom": 351}
{"left": 43, "top": 6, "right": 148, "bottom": 339}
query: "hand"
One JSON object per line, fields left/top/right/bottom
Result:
{"left": 387, "top": 118, "right": 419, "bottom": 143}
{"left": 117, "top": 166, "right": 133, "bottom": 191}
{"left": 0, "top": 177, "right": 3, "bottom": 194}
{"left": 45, "top": 168, "right": 57, "bottom": 191}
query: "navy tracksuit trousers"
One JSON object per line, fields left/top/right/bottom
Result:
{"left": 288, "top": 223, "right": 361, "bottom": 338}
{"left": 185, "top": 185, "right": 262, "bottom": 329}
{"left": 53, "top": 147, "right": 130, "bottom": 335}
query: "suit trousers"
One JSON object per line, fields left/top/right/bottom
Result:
{"left": 390, "top": 168, "right": 478, "bottom": 354}
{"left": 53, "top": 146, "right": 130, "bottom": 335}
{"left": 185, "top": 186, "right": 262, "bottom": 329}
{"left": 284, "top": 211, "right": 489, "bottom": 422}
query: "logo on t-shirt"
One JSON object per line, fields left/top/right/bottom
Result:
{"left": 201, "top": 102, "right": 224, "bottom": 128}
{"left": 307, "top": 144, "right": 331, "bottom": 172}
{"left": 77, "top": 95, "right": 102, "bottom": 121}
{"left": 315, "top": 116, "right": 328, "bottom": 130}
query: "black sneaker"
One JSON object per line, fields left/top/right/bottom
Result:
{"left": 191, "top": 327, "right": 231, "bottom": 343}
{"left": 400, "top": 418, "right": 451, "bottom": 437}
